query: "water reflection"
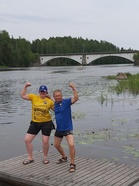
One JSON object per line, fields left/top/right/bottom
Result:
{"left": 0, "top": 122, "right": 14, "bottom": 125}
{"left": 52, "top": 70, "right": 70, "bottom": 74}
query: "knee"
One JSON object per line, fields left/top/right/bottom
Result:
{"left": 54, "top": 142, "right": 60, "bottom": 149}
{"left": 42, "top": 136, "right": 49, "bottom": 146}
{"left": 24, "top": 135, "right": 34, "bottom": 144}
{"left": 69, "top": 143, "right": 74, "bottom": 149}
{"left": 25, "top": 137, "right": 31, "bottom": 144}
{"left": 43, "top": 141, "right": 49, "bottom": 147}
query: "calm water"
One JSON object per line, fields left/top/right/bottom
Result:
{"left": 1, "top": 64, "right": 139, "bottom": 165}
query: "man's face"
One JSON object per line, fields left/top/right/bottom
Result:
{"left": 53, "top": 91, "right": 62, "bottom": 103}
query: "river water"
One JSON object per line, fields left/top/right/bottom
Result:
{"left": 1, "top": 64, "right": 139, "bottom": 165}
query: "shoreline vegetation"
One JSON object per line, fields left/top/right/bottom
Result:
{"left": 0, "top": 66, "right": 8, "bottom": 68}
{"left": 1, "top": 30, "right": 139, "bottom": 68}
{"left": 106, "top": 73, "right": 139, "bottom": 95}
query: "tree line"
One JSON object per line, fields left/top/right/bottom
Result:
{"left": 0, "top": 30, "right": 137, "bottom": 67}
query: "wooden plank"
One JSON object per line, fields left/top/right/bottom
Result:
{"left": 76, "top": 164, "right": 128, "bottom": 186}
{"left": 65, "top": 162, "right": 117, "bottom": 186}
{"left": 94, "top": 165, "right": 137, "bottom": 185}
{"left": 50, "top": 159, "right": 109, "bottom": 186}
{"left": 132, "top": 182, "right": 139, "bottom": 186}
{"left": 0, "top": 151, "right": 139, "bottom": 186}
{"left": 113, "top": 169, "right": 139, "bottom": 186}
{"left": 66, "top": 163, "right": 127, "bottom": 186}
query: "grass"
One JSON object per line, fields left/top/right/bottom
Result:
{"left": 105, "top": 75, "right": 116, "bottom": 80}
{"left": 106, "top": 73, "right": 139, "bottom": 95}
{"left": 0, "top": 66, "right": 8, "bottom": 68}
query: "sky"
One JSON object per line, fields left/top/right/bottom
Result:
{"left": 0, "top": 0, "right": 139, "bottom": 50}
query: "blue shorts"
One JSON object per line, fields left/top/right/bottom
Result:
{"left": 27, "top": 121, "right": 53, "bottom": 136}
{"left": 55, "top": 130, "right": 73, "bottom": 138}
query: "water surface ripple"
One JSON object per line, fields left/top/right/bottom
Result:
{"left": 1, "top": 64, "right": 139, "bottom": 165}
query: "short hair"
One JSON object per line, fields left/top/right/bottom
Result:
{"left": 53, "top": 89, "right": 62, "bottom": 96}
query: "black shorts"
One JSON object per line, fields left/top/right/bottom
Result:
{"left": 27, "top": 121, "right": 53, "bottom": 136}
{"left": 55, "top": 130, "right": 73, "bottom": 138}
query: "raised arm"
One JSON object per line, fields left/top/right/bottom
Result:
{"left": 20, "top": 82, "right": 31, "bottom": 100}
{"left": 69, "top": 83, "right": 79, "bottom": 104}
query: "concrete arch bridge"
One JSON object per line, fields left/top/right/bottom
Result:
{"left": 40, "top": 51, "right": 137, "bottom": 65}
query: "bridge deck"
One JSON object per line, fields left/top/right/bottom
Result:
{"left": 0, "top": 151, "right": 139, "bottom": 186}
{"left": 40, "top": 52, "right": 135, "bottom": 65}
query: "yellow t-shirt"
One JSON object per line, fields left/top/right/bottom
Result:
{"left": 28, "top": 94, "right": 54, "bottom": 123}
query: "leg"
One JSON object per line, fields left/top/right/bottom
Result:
{"left": 41, "top": 121, "right": 53, "bottom": 164}
{"left": 24, "top": 121, "right": 40, "bottom": 162}
{"left": 54, "top": 136, "right": 66, "bottom": 158}
{"left": 42, "top": 135, "right": 50, "bottom": 164}
{"left": 54, "top": 131, "right": 67, "bottom": 163}
{"left": 66, "top": 134, "right": 76, "bottom": 172}
{"left": 24, "top": 133, "right": 36, "bottom": 161}
{"left": 66, "top": 134, "right": 75, "bottom": 164}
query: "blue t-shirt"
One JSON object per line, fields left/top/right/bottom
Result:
{"left": 54, "top": 98, "right": 73, "bottom": 131}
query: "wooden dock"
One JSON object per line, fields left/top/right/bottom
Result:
{"left": 0, "top": 151, "right": 139, "bottom": 186}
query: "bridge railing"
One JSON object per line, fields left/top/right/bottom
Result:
{"left": 39, "top": 50, "right": 138, "bottom": 56}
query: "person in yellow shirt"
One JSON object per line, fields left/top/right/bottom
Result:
{"left": 20, "top": 82, "right": 54, "bottom": 165}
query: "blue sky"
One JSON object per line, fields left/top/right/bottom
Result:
{"left": 0, "top": 0, "right": 139, "bottom": 50}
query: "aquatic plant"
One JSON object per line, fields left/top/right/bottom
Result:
{"left": 75, "top": 129, "right": 113, "bottom": 145}
{"left": 97, "top": 93, "right": 107, "bottom": 104}
{"left": 108, "top": 73, "right": 139, "bottom": 95}
{"left": 105, "top": 72, "right": 132, "bottom": 80}
{"left": 105, "top": 75, "right": 116, "bottom": 80}
{"left": 123, "top": 145, "right": 139, "bottom": 158}
{"left": 112, "top": 157, "right": 119, "bottom": 161}
{"left": 72, "top": 111, "right": 85, "bottom": 120}
{"left": 74, "top": 125, "right": 139, "bottom": 146}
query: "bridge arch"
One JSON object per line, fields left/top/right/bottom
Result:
{"left": 86, "top": 53, "right": 134, "bottom": 64}
{"left": 40, "top": 55, "right": 83, "bottom": 65}
{"left": 87, "top": 55, "right": 134, "bottom": 65}
{"left": 41, "top": 56, "right": 81, "bottom": 66}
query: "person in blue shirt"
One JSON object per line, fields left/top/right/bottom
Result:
{"left": 53, "top": 83, "right": 78, "bottom": 173}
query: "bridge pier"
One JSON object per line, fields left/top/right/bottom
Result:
{"left": 134, "top": 60, "right": 139, "bottom": 66}
{"left": 82, "top": 54, "right": 87, "bottom": 65}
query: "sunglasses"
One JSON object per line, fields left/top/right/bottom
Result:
{"left": 40, "top": 91, "right": 46, "bottom": 93}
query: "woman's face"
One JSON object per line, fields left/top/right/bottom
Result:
{"left": 39, "top": 91, "right": 47, "bottom": 98}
